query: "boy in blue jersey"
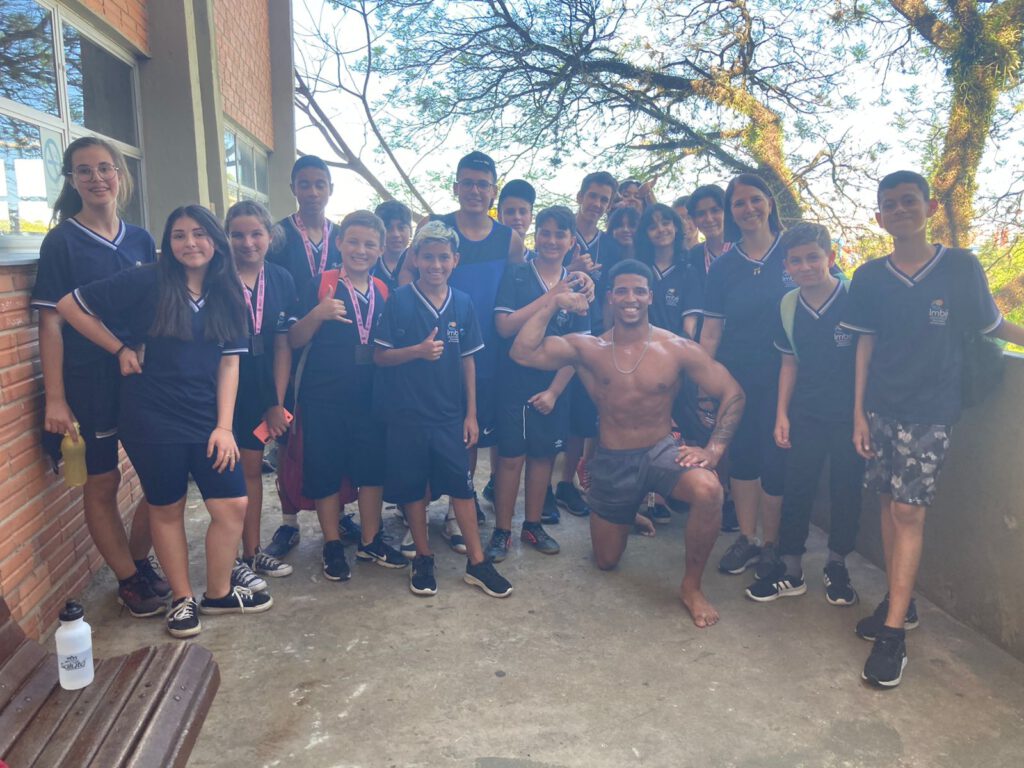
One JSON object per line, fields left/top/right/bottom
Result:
{"left": 372, "top": 200, "right": 412, "bottom": 293}
{"left": 488, "top": 206, "right": 591, "bottom": 561}
{"left": 497, "top": 179, "right": 536, "bottom": 261}
{"left": 745, "top": 223, "right": 862, "bottom": 606}
{"left": 841, "top": 171, "right": 1024, "bottom": 688}
{"left": 375, "top": 221, "right": 513, "bottom": 598}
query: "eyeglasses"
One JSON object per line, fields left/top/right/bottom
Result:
{"left": 69, "top": 164, "right": 119, "bottom": 181}
{"left": 457, "top": 179, "right": 493, "bottom": 192}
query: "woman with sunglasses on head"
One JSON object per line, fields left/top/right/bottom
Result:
{"left": 57, "top": 205, "right": 273, "bottom": 639}
{"left": 32, "top": 136, "right": 168, "bottom": 620}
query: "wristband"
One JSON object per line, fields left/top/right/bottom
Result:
{"left": 114, "top": 344, "right": 128, "bottom": 357}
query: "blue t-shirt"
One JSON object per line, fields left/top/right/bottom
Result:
{"left": 31, "top": 218, "right": 156, "bottom": 369}
{"left": 441, "top": 212, "right": 512, "bottom": 381}
{"left": 494, "top": 261, "right": 590, "bottom": 402}
{"left": 73, "top": 266, "right": 248, "bottom": 443}
{"left": 840, "top": 246, "right": 1001, "bottom": 425}
{"left": 374, "top": 283, "right": 484, "bottom": 426}
{"left": 371, "top": 250, "right": 407, "bottom": 295}
{"left": 268, "top": 216, "right": 341, "bottom": 302}
{"left": 575, "top": 230, "right": 616, "bottom": 335}
{"left": 238, "top": 262, "right": 297, "bottom": 413}
{"left": 649, "top": 259, "right": 704, "bottom": 338}
{"left": 297, "top": 275, "right": 387, "bottom": 406}
{"left": 775, "top": 281, "right": 855, "bottom": 423}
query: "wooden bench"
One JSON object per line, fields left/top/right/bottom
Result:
{"left": 0, "top": 597, "right": 219, "bottom": 767}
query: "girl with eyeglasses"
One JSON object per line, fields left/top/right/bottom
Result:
{"left": 31, "top": 136, "right": 169, "bottom": 620}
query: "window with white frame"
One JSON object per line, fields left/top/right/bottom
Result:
{"left": 0, "top": 0, "right": 143, "bottom": 260}
{"left": 224, "top": 126, "right": 269, "bottom": 206}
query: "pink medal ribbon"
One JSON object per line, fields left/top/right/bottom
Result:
{"left": 342, "top": 276, "right": 375, "bottom": 345}
{"left": 243, "top": 266, "right": 266, "bottom": 334}
{"left": 292, "top": 214, "right": 331, "bottom": 276}
{"left": 706, "top": 241, "right": 731, "bottom": 273}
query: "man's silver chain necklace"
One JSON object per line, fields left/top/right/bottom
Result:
{"left": 612, "top": 326, "right": 652, "bottom": 375}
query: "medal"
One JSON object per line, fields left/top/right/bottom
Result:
{"left": 249, "top": 334, "right": 264, "bottom": 357}
{"left": 354, "top": 344, "right": 373, "bottom": 365}
{"left": 342, "top": 276, "right": 376, "bottom": 363}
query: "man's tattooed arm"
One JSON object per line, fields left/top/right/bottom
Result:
{"left": 708, "top": 391, "right": 745, "bottom": 455}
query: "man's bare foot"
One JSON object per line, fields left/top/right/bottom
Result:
{"left": 680, "top": 584, "right": 719, "bottom": 628}
{"left": 634, "top": 513, "right": 656, "bottom": 537}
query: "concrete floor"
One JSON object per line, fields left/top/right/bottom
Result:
{"left": 78, "top": 471, "right": 1024, "bottom": 768}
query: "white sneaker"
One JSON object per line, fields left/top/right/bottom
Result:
{"left": 442, "top": 515, "right": 467, "bottom": 554}
{"left": 231, "top": 559, "right": 268, "bottom": 592}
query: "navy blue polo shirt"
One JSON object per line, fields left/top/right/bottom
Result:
{"left": 441, "top": 213, "right": 512, "bottom": 382}
{"left": 72, "top": 266, "right": 248, "bottom": 443}
{"left": 774, "top": 281, "right": 855, "bottom": 423}
{"left": 650, "top": 259, "right": 703, "bottom": 338}
{"left": 31, "top": 218, "right": 156, "bottom": 369}
{"left": 297, "top": 275, "right": 387, "bottom": 405}
{"left": 238, "top": 262, "right": 297, "bottom": 412}
{"left": 268, "top": 216, "right": 341, "bottom": 302}
{"left": 704, "top": 236, "right": 842, "bottom": 375}
{"left": 371, "top": 250, "right": 407, "bottom": 295}
{"left": 494, "top": 261, "right": 590, "bottom": 401}
{"left": 840, "top": 246, "right": 1001, "bottom": 425}
{"left": 574, "top": 230, "right": 617, "bottom": 335}
{"left": 374, "top": 283, "right": 484, "bottom": 426}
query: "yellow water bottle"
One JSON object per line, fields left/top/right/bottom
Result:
{"left": 61, "top": 423, "right": 87, "bottom": 487}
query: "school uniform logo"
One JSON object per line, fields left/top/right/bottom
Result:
{"left": 554, "top": 309, "right": 571, "bottom": 329}
{"left": 928, "top": 299, "right": 949, "bottom": 327}
{"left": 782, "top": 270, "right": 795, "bottom": 288}
{"left": 833, "top": 325, "right": 853, "bottom": 348}
{"left": 664, "top": 288, "right": 680, "bottom": 308}
{"left": 446, "top": 321, "right": 460, "bottom": 344}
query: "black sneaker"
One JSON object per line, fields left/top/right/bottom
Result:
{"left": 339, "top": 513, "right": 362, "bottom": 545}
{"left": 474, "top": 493, "right": 486, "bottom": 524}
{"left": 231, "top": 558, "right": 268, "bottom": 593}
{"left": 117, "top": 574, "right": 165, "bottom": 618}
{"left": 485, "top": 528, "right": 512, "bottom": 563}
{"left": 356, "top": 532, "right": 409, "bottom": 569}
{"left": 323, "top": 540, "right": 351, "bottom": 581}
{"left": 718, "top": 535, "right": 761, "bottom": 574}
{"left": 555, "top": 481, "right": 589, "bottom": 517}
{"left": 263, "top": 524, "right": 299, "bottom": 558}
{"left": 482, "top": 474, "right": 496, "bottom": 503}
{"left": 540, "top": 486, "right": 560, "bottom": 524}
{"left": 856, "top": 596, "right": 919, "bottom": 641}
{"left": 647, "top": 503, "right": 671, "bottom": 525}
{"left": 720, "top": 498, "right": 740, "bottom": 533}
{"left": 521, "top": 523, "right": 560, "bottom": 554}
{"left": 464, "top": 559, "right": 513, "bottom": 598}
{"left": 862, "top": 628, "right": 907, "bottom": 688}
{"left": 166, "top": 597, "right": 201, "bottom": 638}
{"left": 824, "top": 561, "right": 858, "bottom": 606}
{"left": 410, "top": 554, "right": 437, "bottom": 596}
{"left": 745, "top": 569, "right": 807, "bottom": 602}
{"left": 134, "top": 556, "right": 171, "bottom": 599}
{"left": 199, "top": 586, "right": 274, "bottom": 614}
{"left": 754, "top": 542, "right": 782, "bottom": 580}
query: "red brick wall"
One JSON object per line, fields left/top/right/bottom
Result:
{"left": 214, "top": 0, "right": 275, "bottom": 148}
{"left": 79, "top": 0, "right": 149, "bottom": 53}
{"left": 0, "top": 265, "right": 144, "bottom": 640}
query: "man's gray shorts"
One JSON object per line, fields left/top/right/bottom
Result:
{"left": 586, "top": 435, "right": 694, "bottom": 525}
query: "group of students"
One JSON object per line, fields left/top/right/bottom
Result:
{"left": 34, "top": 136, "right": 1022, "bottom": 690}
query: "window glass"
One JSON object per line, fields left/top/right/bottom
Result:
{"left": 0, "top": 115, "right": 51, "bottom": 235}
{"left": 0, "top": 0, "right": 59, "bottom": 117}
{"left": 255, "top": 151, "right": 268, "bottom": 194}
{"left": 238, "top": 140, "right": 255, "bottom": 189}
{"left": 224, "top": 130, "right": 237, "bottom": 183}
{"left": 63, "top": 23, "right": 137, "bottom": 145}
{"left": 122, "top": 156, "right": 143, "bottom": 227}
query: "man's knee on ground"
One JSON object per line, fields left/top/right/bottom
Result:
{"left": 594, "top": 551, "right": 621, "bottom": 571}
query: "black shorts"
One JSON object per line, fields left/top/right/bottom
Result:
{"left": 568, "top": 378, "right": 598, "bottom": 438}
{"left": 496, "top": 395, "right": 568, "bottom": 459}
{"left": 384, "top": 421, "right": 473, "bottom": 504}
{"left": 476, "top": 377, "right": 499, "bottom": 448}
{"left": 234, "top": 389, "right": 272, "bottom": 452}
{"left": 300, "top": 399, "right": 385, "bottom": 498}
{"left": 64, "top": 360, "right": 121, "bottom": 475}
{"left": 727, "top": 369, "right": 784, "bottom": 496}
{"left": 587, "top": 436, "right": 695, "bottom": 525}
{"left": 121, "top": 440, "right": 246, "bottom": 506}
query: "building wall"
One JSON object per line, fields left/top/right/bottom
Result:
{"left": 79, "top": 0, "right": 149, "bottom": 52}
{"left": 213, "top": 0, "right": 275, "bottom": 148}
{"left": 0, "top": 264, "right": 145, "bottom": 639}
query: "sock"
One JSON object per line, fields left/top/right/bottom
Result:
{"left": 282, "top": 513, "right": 298, "bottom": 527}
{"left": 522, "top": 520, "right": 542, "bottom": 531}
{"left": 133, "top": 558, "right": 149, "bottom": 570}
{"left": 118, "top": 572, "right": 140, "bottom": 585}
{"left": 827, "top": 550, "right": 846, "bottom": 565}
{"left": 879, "top": 625, "right": 905, "bottom": 639}
{"left": 781, "top": 554, "right": 802, "bottom": 578}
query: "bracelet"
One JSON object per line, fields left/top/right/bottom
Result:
{"left": 114, "top": 344, "right": 127, "bottom": 356}
{"left": 214, "top": 425, "right": 233, "bottom": 432}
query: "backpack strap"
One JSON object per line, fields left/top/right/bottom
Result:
{"left": 317, "top": 268, "right": 341, "bottom": 302}
{"left": 371, "top": 275, "right": 389, "bottom": 302}
{"left": 780, "top": 288, "right": 801, "bottom": 361}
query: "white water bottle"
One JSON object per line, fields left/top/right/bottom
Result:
{"left": 55, "top": 601, "right": 94, "bottom": 690}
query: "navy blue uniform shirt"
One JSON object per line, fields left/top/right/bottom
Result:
{"left": 840, "top": 246, "right": 1001, "bottom": 425}
{"left": 775, "top": 281, "right": 855, "bottom": 423}
{"left": 31, "top": 218, "right": 156, "bottom": 369}
{"left": 650, "top": 259, "right": 703, "bottom": 338}
{"left": 73, "top": 266, "right": 248, "bottom": 443}
{"left": 575, "top": 230, "right": 616, "bottom": 335}
{"left": 297, "top": 275, "right": 386, "bottom": 405}
{"left": 494, "top": 261, "right": 590, "bottom": 401}
{"left": 268, "top": 216, "right": 341, "bottom": 302}
{"left": 372, "top": 250, "right": 407, "bottom": 295}
{"left": 441, "top": 213, "right": 512, "bottom": 382}
{"left": 238, "top": 262, "right": 297, "bottom": 413}
{"left": 374, "top": 283, "right": 484, "bottom": 426}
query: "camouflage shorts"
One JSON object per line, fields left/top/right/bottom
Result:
{"left": 863, "top": 412, "right": 951, "bottom": 507}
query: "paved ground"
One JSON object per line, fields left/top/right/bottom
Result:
{"left": 79, "top": 471, "right": 1024, "bottom": 768}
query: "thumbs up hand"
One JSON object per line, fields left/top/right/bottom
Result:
{"left": 417, "top": 327, "right": 445, "bottom": 361}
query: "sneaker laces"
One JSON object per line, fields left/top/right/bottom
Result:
{"left": 232, "top": 560, "right": 262, "bottom": 588}
{"left": 168, "top": 598, "right": 196, "bottom": 621}
{"left": 230, "top": 586, "right": 255, "bottom": 609}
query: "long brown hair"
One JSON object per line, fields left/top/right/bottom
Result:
{"left": 52, "top": 136, "right": 134, "bottom": 224}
